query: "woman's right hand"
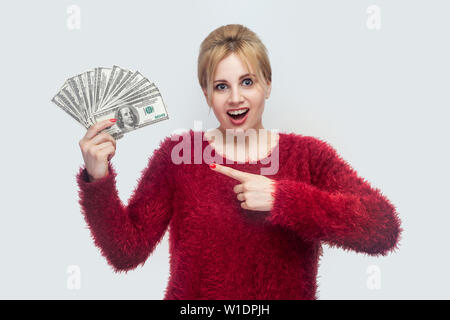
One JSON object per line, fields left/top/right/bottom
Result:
{"left": 79, "top": 119, "right": 117, "bottom": 182}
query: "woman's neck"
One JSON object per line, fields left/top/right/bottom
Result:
{"left": 205, "top": 126, "right": 278, "bottom": 162}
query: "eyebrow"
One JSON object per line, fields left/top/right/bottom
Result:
{"left": 213, "top": 73, "right": 255, "bottom": 83}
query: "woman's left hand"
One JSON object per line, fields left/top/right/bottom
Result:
{"left": 209, "top": 163, "right": 276, "bottom": 211}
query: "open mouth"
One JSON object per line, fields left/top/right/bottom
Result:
{"left": 227, "top": 108, "right": 249, "bottom": 120}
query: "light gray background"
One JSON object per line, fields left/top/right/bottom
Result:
{"left": 0, "top": 0, "right": 448, "bottom": 299}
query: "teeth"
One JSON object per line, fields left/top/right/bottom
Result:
{"left": 227, "top": 108, "right": 248, "bottom": 116}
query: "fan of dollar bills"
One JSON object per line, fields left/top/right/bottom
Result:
{"left": 51, "top": 65, "right": 169, "bottom": 140}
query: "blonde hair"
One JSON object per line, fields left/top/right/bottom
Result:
{"left": 197, "top": 24, "right": 272, "bottom": 106}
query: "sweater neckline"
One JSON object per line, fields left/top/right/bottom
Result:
{"left": 200, "top": 129, "right": 282, "bottom": 165}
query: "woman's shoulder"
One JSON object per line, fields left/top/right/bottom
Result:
{"left": 277, "top": 131, "right": 322, "bottom": 149}
{"left": 285, "top": 132, "right": 336, "bottom": 150}
{"left": 156, "top": 129, "right": 194, "bottom": 149}
{"left": 277, "top": 131, "right": 341, "bottom": 164}
{"left": 152, "top": 129, "right": 198, "bottom": 163}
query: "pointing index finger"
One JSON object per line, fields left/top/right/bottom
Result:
{"left": 210, "top": 163, "right": 252, "bottom": 182}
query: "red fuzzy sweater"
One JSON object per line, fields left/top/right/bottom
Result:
{"left": 76, "top": 129, "right": 402, "bottom": 300}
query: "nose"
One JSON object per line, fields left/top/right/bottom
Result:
{"left": 228, "top": 85, "right": 244, "bottom": 106}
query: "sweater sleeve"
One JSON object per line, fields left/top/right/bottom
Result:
{"left": 75, "top": 136, "right": 176, "bottom": 273}
{"left": 266, "top": 137, "right": 403, "bottom": 256}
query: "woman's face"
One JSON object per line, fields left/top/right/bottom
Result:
{"left": 203, "top": 53, "right": 271, "bottom": 133}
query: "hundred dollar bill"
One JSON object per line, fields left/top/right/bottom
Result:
{"left": 51, "top": 90, "right": 88, "bottom": 129}
{"left": 52, "top": 65, "right": 169, "bottom": 139}
{"left": 103, "top": 77, "right": 159, "bottom": 110}
{"left": 90, "top": 92, "right": 169, "bottom": 140}
{"left": 67, "top": 76, "right": 86, "bottom": 113}
{"left": 95, "top": 67, "right": 112, "bottom": 114}
{"left": 85, "top": 70, "right": 95, "bottom": 117}
{"left": 101, "top": 71, "right": 149, "bottom": 109}
{"left": 98, "top": 65, "right": 118, "bottom": 108}
{"left": 106, "top": 66, "right": 127, "bottom": 103}
{"left": 101, "top": 67, "right": 135, "bottom": 108}
{"left": 59, "top": 82, "right": 93, "bottom": 126}
{"left": 101, "top": 83, "right": 159, "bottom": 112}
{"left": 93, "top": 67, "right": 109, "bottom": 114}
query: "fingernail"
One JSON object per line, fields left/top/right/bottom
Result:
{"left": 209, "top": 163, "right": 216, "bottom": 169}
{"left": 110, "top": 118, "right": 117, "bottom": 122}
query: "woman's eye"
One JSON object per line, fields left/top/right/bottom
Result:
{"left": 215, "top": 83, "right": 227, "bottom": 90}
{"left": 242, "top": 78, "right": 253, "bottom": 86}
{"left": 215, "top": 79, "right": 253, "bottom": 91}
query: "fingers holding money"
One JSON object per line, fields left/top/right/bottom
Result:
{"left": 90, "top": 131, "right": 116, "bottom": 149}
{"left": 83, "top": 118, "right": 117, "bottom": 141}
{"left": 80, "top": 120, "right": 117, "bottom": 159}
{"left": 95, "top": 141, "right": 116, "bottom": 161}
{"left": 78, "top": 118, "right": 118, "bottom": 181}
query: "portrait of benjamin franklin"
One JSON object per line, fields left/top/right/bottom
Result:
{"left": 115, "top": 105, "right": 140, "bottom": 133}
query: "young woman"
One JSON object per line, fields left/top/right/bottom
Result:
{"left": 77, "top": 24, "right": 402, "bottom": 299}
